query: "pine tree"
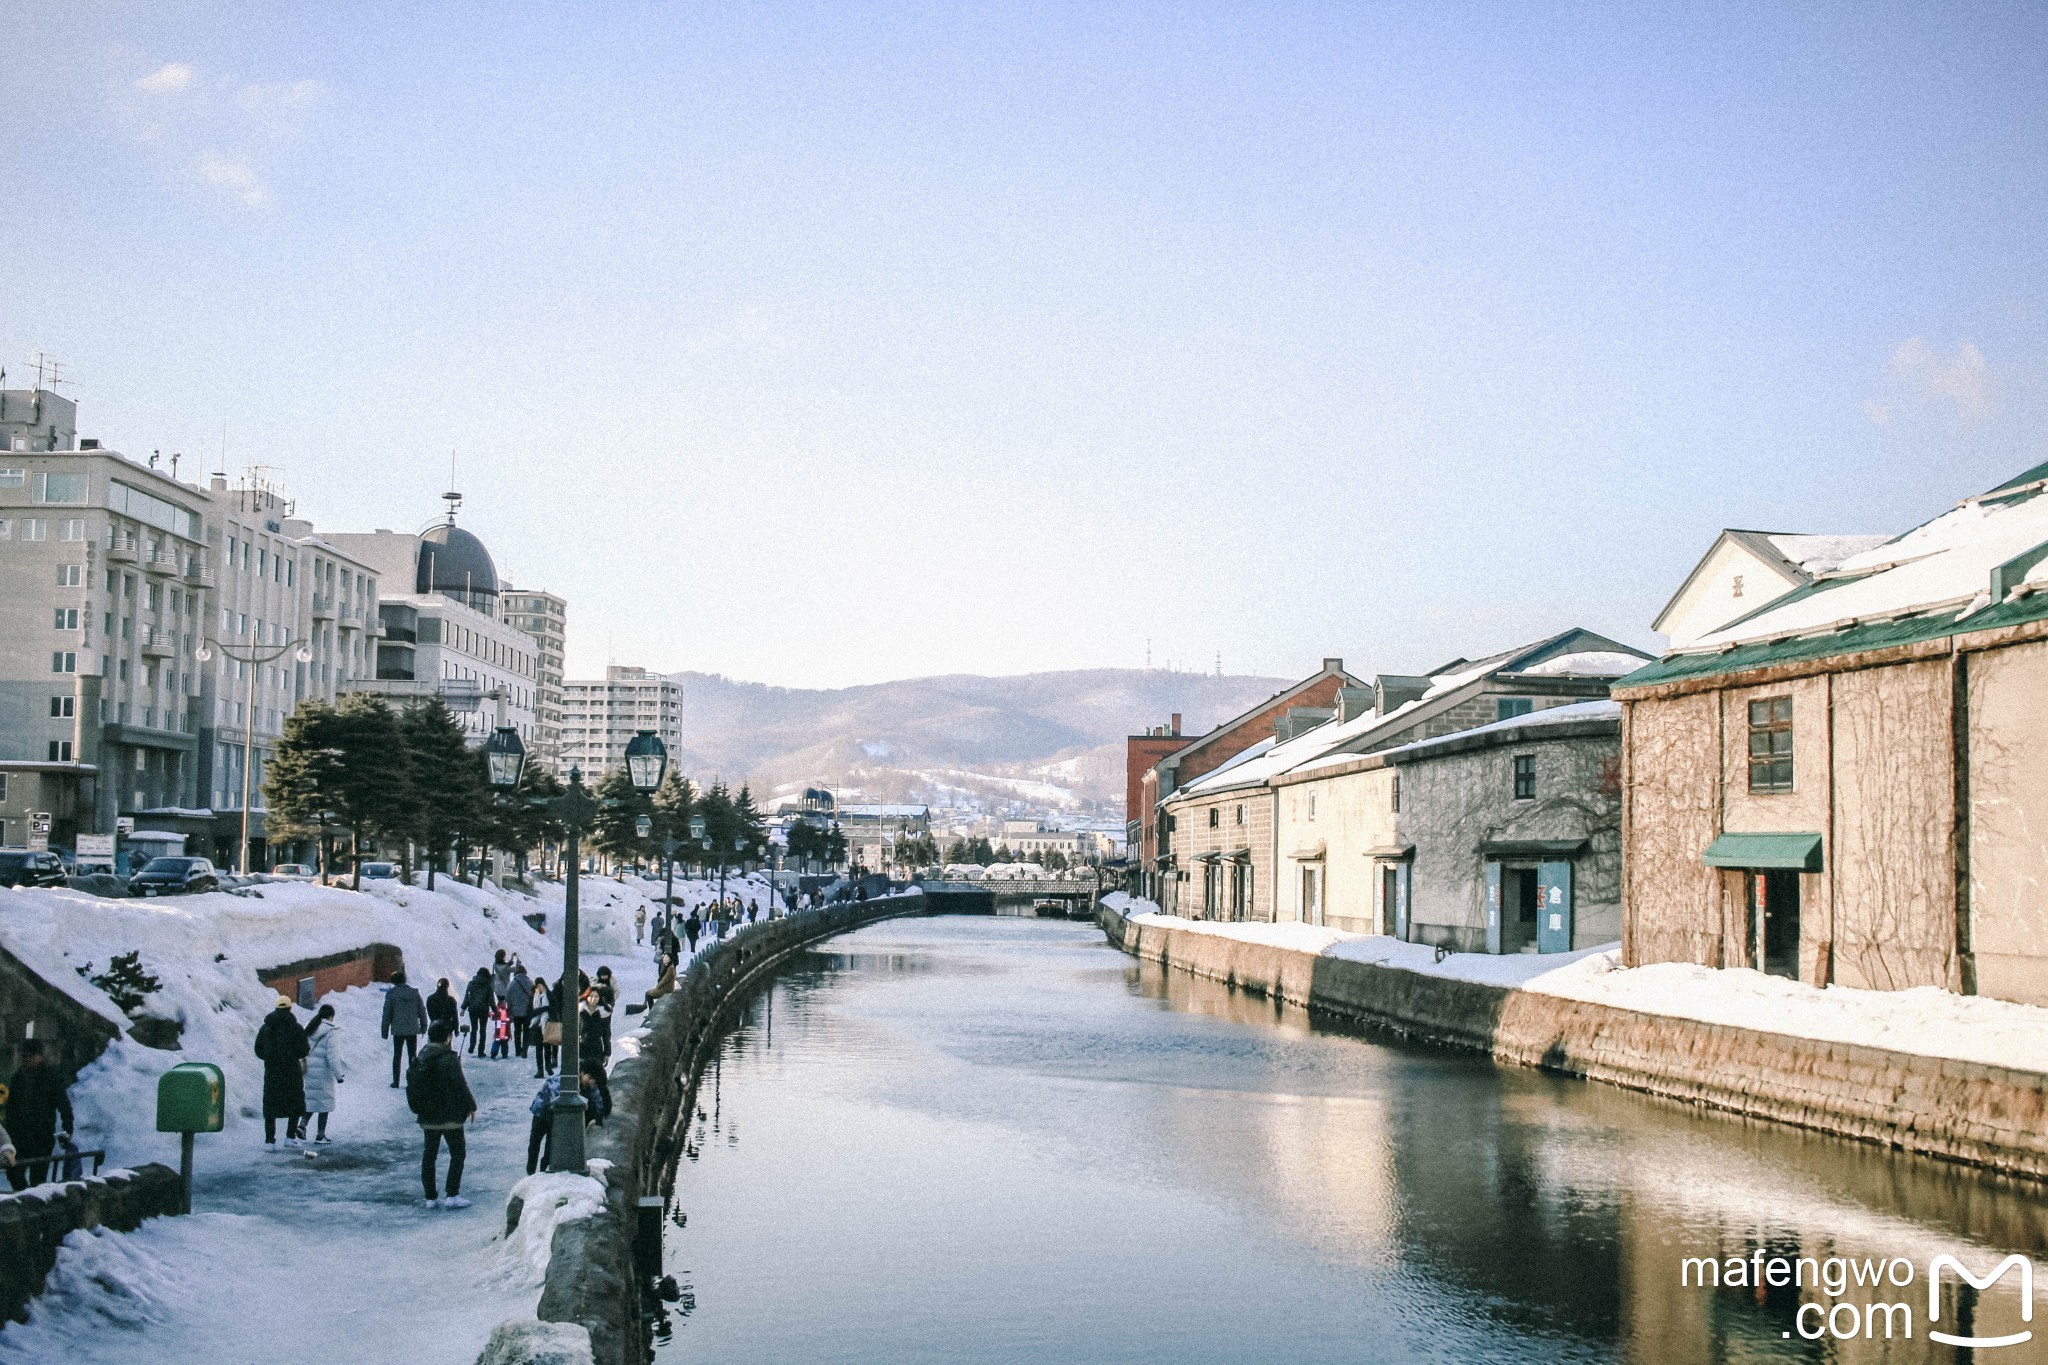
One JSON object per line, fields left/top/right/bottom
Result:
{"left": 400, "top": 695, "right": 487, "bottom": 890}
{"left": 265, "top": 699, "right": 348, "bottom": 878}
{"left": 332, "top": 692, "right": 418, "bottom": 889}
{"left": 85, "top": 951, "right": 163, "bottom": 1015}
{"left": 589, "top": 766, "right": 653, "bottom": 869}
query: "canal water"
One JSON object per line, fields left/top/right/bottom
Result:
{"left": 656, "top": 915, "right": 2048, "bottom": 1363}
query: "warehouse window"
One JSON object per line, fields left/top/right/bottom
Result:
{"left": 1513, "top": 755, "right": 1536, "bottom": 800}
{"left": 1748, "top": 697, "right": 1795, "bottom": 792}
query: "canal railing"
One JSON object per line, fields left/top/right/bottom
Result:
{"left": 502, "top": 889, "right": 934, "bottom": 1365}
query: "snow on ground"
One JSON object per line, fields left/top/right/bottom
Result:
{"left": 0, "top": 869, "right": 774, "bottom": 1365}
{"left": 1101, "top": 893, "right": 2048, "bottom": 1075}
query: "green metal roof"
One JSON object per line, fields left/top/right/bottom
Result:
{"left": 1617, "top": 589, "right": 2048, "bottom": 690}
{"left": 1702, "top": 832, "right": 1824, "bottom": 872}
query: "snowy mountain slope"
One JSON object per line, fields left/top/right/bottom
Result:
{"left": 666, "top": 667, "right": 1291, "bottom": 812}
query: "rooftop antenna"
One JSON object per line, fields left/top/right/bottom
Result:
{"left": 218, "top": 422, "right": 228, "bottom": 478}
{"left": 171, "top": 452, "right": 181, "bottom": 479}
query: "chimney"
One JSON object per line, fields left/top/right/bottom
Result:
{"left": 1170, "top": 713, "right": 1181, "bottom": 737}
{"left": 209, "top": 473, "right": 228, "bottom": 492}
{"left": 1323, "top": 657, "right": 1344, "bottom": 674}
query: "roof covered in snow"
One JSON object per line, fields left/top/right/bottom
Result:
{"left": 1175, "top": 629, "right": 1645, "bottom": 799}
{"left": 1624, "top": 465, "right": 2048, "bottom": 689}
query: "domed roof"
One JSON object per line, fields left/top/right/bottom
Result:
{"left": 416, "top": 522, "right": 499, "bottom": 598}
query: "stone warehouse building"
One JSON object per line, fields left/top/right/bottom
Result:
{"left": 1617, "top": 461, "right": 2048, "bottom": 1006}
{"left": 1130, "top": 658, "right": 1363, "bottom": 907}
{"left": 1160, "top": 630, "right": 1646, "bottom": 932}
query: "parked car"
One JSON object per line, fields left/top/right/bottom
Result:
{"left": 127, "top": 857, "right": 220, "bottom": 897}
{"left": 0, "top": 849, "right": 68, "bottom": 889}
{"left": 66, "top": 872, "right": 130, "bottom": 899}
{"left": 270, "top": 864, "right": 318, "bottom": 881}
{"left": 359, "top": 861, "right": 400, "bottom": 881}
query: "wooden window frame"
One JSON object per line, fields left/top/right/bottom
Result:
{"left": 1747, "top": 696, "right": 1795, "bottom": 792}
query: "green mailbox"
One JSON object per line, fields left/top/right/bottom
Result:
{"left": 156, "top": 1062, "right": 224, "bottom": 1214}
{"left": 156, "top": 1063, "right": 225, "bottom": 1133}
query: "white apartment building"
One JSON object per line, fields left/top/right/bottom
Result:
{"left": 325, "top": 506, "right": 539, "bottom": 746}
{"left": 500, "top": 583, "right": 567, "bottom": 767}
{"left": 0, "top": 389, "right": 386, "bottom": 863}
{"left": 200, "top": 473, "right": 382, "bottom": 820}
{"left": 558, "top": 666, "right": 682, "bottom": 779}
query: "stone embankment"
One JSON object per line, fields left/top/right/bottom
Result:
{"left": 0, "top": 1163, "right": 184, "bottom": 1323}
{"left": 502, "top": 892, "right": 930, "bottom": 1365}
{"left": 1104, "top": 905, "right": 2048, "bottom": 1181}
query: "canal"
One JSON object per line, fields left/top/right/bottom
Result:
{"left": 656, "top": 914, "right": 2048, "bottom": 1362}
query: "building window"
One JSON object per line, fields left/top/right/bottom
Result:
{"left": 22, "top": 518, "right": 45, "bottom": 541}
{"left": 1208, "top": 808, "right": 1220, "bottom": 828}
{"left": 47, "top": 740, "right": 72, "bottom": 762}
{"left": 51, "top": 651, "right": 76, "bottom": 673}
{"left": 59, "top": 519, "right": 84, "bottom": 541}
{"left": 50, "top": 696, "right": 74, "bottom": 717}
{"left": 33, "top": 472, "right": 87, "bottom": 504}
{"left": 53, "top": 607, "right": 79, "bottom": 629}
{"left": 1513, "top": 754, "right": 1536, "bottom": 800}
{"left": 1748, "top": 697, "right": 1795, "bottom": 792}
{"left": 1307, "top": 793, "right": 1317, "bottom": 821}
{"left": 0, "top": 468, "right": 21, "bottom": 487}
{"left": 1497, "top": 698, "right": 1534, "bottom": 721}
{"left": 54, "top": 562, "right": 81, "bottom": 587}
{"left": 1391, "top": 774, "right": 1401, "bottom": 812}
{"left": 1235, "top": 804, "right": 1246, "bottom": 825}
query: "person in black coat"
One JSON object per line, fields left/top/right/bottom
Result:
{"left": 461, "top": 969, "right": 494, "bottom": 1057}
{"left": 426, "top": 978, "right": 459, "bottom": 1035}
{"left": 405, "top": 1020, "right": 477, "bottom": 1207}
{"left": 4, "top": 1042, "right": 74, "bottom": 1189}
{"left": 253, "top": 997, "right": 310, "bottom": 1147}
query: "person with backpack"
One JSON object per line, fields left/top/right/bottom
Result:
{"left": 461, "top": 968, "right": 494, "bottom": 1057}
{"left": 405, "top": 1020, "right": 475, "bottom": 1209}
{"left": 254, "top": 997, "right": 310, "bottom": 1148}
{"left": 381, "top": 971, "right": 427, "bottom": 1088}
{"left": 490, "top": 949, "right": 514, "bottom": 1009}
{"left": 683, "top": 910, "right": 702, "bottom": 954}
{"left": 302, "top": 1003, "right": 347, "bottom": 1143}
{"left": 508, "top": 962, "right": 534, "bottom": 1059}
{"left": 524, "top": 1065, "right": 609, "bottom": 1174}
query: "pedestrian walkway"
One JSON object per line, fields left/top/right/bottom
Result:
{"left": 0, "top": 949, "right": 660, "bottom": 1365}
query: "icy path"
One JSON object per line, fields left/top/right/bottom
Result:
{"left": 0, "top": 946, "right": 663, "bottom": 1365}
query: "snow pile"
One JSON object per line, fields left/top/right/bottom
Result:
{"left": 982, "top": 862, "right": 1048, "bottom": 879}
{"left": 1100, "top": 894, "right": 2048, "bottom": 1073}
{"left": 0, "top": 1212, "right": 253, "bottom": 1352}
{"left": 1519, "top": 953, "right": 2048, "bottom": 1074}
{"left": 499, "top": 1171, "right": 608, "bottom": 1288}
{"left": 0, "top": 879, "right": 559, "bottom": 1167}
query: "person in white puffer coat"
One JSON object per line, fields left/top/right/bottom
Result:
{"left": 302, "top": 1004, "right": 348, "bottom": 1143}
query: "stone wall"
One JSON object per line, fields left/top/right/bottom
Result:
{"left": 0, "top": 942, "right": 123, "bottom": 1088}
{"left": 520, "top": 892, "right": 932, "bottom": 1365}
{"left": 1105, "top": 905, "right": 2048, "bottom": 1182}
{"left": 0, "top": 1163, "right": 184, "bottom": 1323}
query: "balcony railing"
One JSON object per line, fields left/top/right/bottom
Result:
{"left": 142, "top": 548, "right": 180, "bottom": 575}
{"left": 140, "top": 627, "right": 176, "bottom": 657}
{"left": 107, "top": 534, "right": 139, "bottom": 563}
{"left": 309, "top": 593, "right": 335, "bottom": 619}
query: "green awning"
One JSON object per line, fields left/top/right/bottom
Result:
{"left": 1702, "top": 832, "right": 1824, "bottom": 872}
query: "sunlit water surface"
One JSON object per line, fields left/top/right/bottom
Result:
{"left": 656, "top": 915, "right": 2048, "bottom": 1363}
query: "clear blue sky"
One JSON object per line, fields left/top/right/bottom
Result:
{"left": 3, "top": 3, "right": 2043, "bottom": 687}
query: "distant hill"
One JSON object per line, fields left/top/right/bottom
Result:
{"left": 664, "top": 668, "right": 1292, "bottom": 818}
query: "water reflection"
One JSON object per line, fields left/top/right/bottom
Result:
{"left": 658, "top": 916, "right": 2048, "bottom": 1363}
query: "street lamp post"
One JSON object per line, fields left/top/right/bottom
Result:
{"left": 194, "top": 635, "right": 313, "bottom": 874}
{"left": 547, "top": 730, "right": 667, "bottom": 1174}
{"left": 546, "top": 767, "right": 597, "bottom": 1172}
